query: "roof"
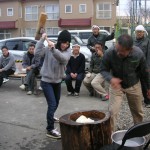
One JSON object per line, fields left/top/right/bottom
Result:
{"left": 58, "top": 18, "right": 91, "bottom": 27}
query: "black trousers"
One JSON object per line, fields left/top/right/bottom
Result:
{"left": 140, "top": 78, "right": 150, "bottom": 104}
{"left": 65, "top": 73, "right": 84, "bottom": 93}
{"left": 0, "top": 69, "right": 15, "bottom": 86}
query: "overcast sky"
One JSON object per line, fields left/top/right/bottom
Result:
{"left": 117, "top": 1, "right": 128, "bottom": 16}
{"left": 117, "top": 0, "right": 150, "bottom": 16}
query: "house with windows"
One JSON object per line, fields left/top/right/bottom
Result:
{"left": 0, "top": 0, "right": 119, "bottom": 39}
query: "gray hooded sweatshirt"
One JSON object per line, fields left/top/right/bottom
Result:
{"left": 0, "top": 52, "right": 16, "bottom": 71}
{"left": 35, "top": 38, "right": 71, "bottom": 83}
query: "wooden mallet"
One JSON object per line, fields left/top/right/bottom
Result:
{"left": 35, "top": 12, "right": 47, "bottom": 40}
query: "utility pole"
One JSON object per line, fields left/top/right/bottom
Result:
{"left": 145, "top": 0, "right": 147, "bottom": 25}
{"left": 136, "top": 0, "right": 138, "bottom": 24}
{"left": 139, "top": 0, "right": 142, "bottom": 24}
{"left": 131, "top": 0, "right": 135, "bottom": 36}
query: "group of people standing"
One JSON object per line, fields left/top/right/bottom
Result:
{"left": 37, "top": 24, "right": 150, "bottom": 138}
{"left": 0, "top": 24, "right": 150, "bottom": 139}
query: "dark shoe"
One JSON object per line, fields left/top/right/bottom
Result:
{"left": 46, "top": 129, "right": 61, "bottom": 139}
{"left": 101, "top": 95, "right": 109, "bottom": 101}
{"left": 89, "top": 92, "right": 94, "bottom": 97}
{"left": 0, "top": 77, "right": 3, "bottom": 87}
{"left": 54, "top": 117, "right": 59, "bottom": 123}
{"left": 33, "top": 90, "right": 38, "bottom": 95}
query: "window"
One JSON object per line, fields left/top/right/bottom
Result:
{"left": 22, "top": 40, "right": 37, "bottom": 51}
{"left": 0, "top": 30, "right": 11, "bottom": 40}
{"left": 0, "top": 8, "right": 1, "bottom": 16}
{"left": 46, "top": 28, "right": 59, "bottom": 35}
{"left": 25, "top": 6, "right": 38, "bottom": 21}
{"left": 99, "top": 26, "right": 111, "bottom": 32}
{"left": 96, "top": 3, "right": 111, "bottom": 19}
{"left": 5, "top": 41, "right": 20, "bottom": 50}
{"left": 45, "top": 4, "right": 59, "bottom": 20}
{"left": 7, "top": 8, "right": 13, "bottom": 16}
{"left": 79, "top": 32, "right": 92, "bottom": 40}
{"left": 25, "top": 28, "right": 36, "bottom": 37}
{"left": 79, "top": 4, "right": 86, "bottom": 13}
{"left": 19, "top": 6, "right": 22, "bottom": 18}
{"left": 0, "top": 41, "right": 5, "bottom": 49}
{"left": 65, "top": 4, "right": 72, "bottom": 13}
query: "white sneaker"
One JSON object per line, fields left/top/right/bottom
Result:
{"left": 54, "top": 117, "right": 59, "bottom": 123}
{"left": 74, "top": 92, "right": 79, "bottom": 97}
{"left": 3, "top": 78, "right": 9, "bottom": 83}
{"left": 38, "top": 86, "right": 43, "bottom": 90}
{"left": 27, "top": 91, "right": 32, "bottom": 95}
{"left": 19, "top": 84, "right": 25, "bottom": 90}
{"left": 46, "top": 129, "right": 61, "bottom": 139}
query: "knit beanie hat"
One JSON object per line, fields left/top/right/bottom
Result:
{"left": 57, "top": 30, "right": 71, "bottom": 43}
{"left": 56, "top": 30, "right": 71, "bottom": 50}
{"left": 135, "top": 25, "right": 148, "bottom": 35}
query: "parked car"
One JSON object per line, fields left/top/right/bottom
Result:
{"left": 0, "top": 36, "right": 92, "bottom": 71}
{"left": 0, "top": 37, "right": 56, "bottom": 61}
{"left": 0, "top": 37, "right": 37, "bottom": 61}
{"left": 47, "top": 34, "right": 92, "bottom": 70}
{"left": 65, "top": 29, "right": 114, "bottom": 49}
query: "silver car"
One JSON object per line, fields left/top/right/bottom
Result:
{"left": 0, "top": 36, "right": 92, "bottom": 70}
{"left": 0, "top": 37, "right": 55, "bottom": 61}
{"left": 0, "top": 37, "right": 37, "bottom": 61}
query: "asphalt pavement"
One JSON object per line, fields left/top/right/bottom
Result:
{"left": 0, "top": 79, "right": 109, "bottom": 150}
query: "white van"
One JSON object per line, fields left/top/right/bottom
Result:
{"left": 67, "top": 29, "right": 114, "bottom": 49}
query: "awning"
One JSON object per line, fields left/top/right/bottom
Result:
{"left": 0, "top": 21, "right": 16, "bottom": 29}
{"left": 58, "top": 18, "right": 91, "bottom": 27}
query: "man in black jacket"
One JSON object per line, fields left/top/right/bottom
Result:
{"left": 65, "top": 44, "right": 85, "bottom": 97}
{"left": 20, "top": 43, "right": 40, "bottom": 95}
{"left": 87, "top": 25, "right": 115, "bottom": 53}
{"left": 134, "top": 25, "right": 150, "bottom": 108}
{"left": 100, "top": 34, "right": 150, "bottom": 131}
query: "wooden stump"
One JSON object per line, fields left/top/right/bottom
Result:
{"left": 59, "top": 110, "right": 112, "bottom": 150}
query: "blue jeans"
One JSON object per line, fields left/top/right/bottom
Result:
{"left": 65, "top": 73, "right": 84, "bottom": 93}
{"left": 41, "top": 81, "right": 61, "bottom": 131}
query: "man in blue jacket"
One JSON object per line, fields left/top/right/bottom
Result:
{"left": 65, "top": 44, "right": 85, "bottom": 97}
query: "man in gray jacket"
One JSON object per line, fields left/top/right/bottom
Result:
{"left": 0, "top": 46, "right": 16, "bottom": 87}
{"left": 134, "top": 25, "right": 150, "bottom": 108}
{"left": 100, "top": 34, "right": 150, "bottom": 131}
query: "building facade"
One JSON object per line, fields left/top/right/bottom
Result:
{"left": 0, "top": 0, "right": 118, "bottom": 39}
